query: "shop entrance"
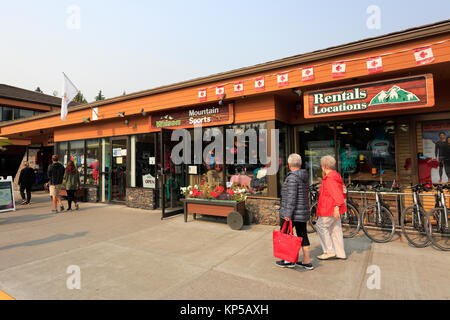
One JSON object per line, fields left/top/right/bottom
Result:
{"left": 110, "top": 138, "right": 127, "bottom": 202}
{"left": 159, "top": 128, "right": 186, "bottom": 219}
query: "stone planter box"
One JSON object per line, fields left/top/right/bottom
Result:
{"left": 126, "top": 187, "right": 156, "bottom": 210}
{"left": 182, "top": 198, "right": 247, "bottom": 230}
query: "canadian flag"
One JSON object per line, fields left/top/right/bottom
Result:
{"left": 216, "top": 85, "right": 225, "bottom": 99}
{"left": 255, "top": 77, "right": 265, "bottom": 91}
{"left": 198, "top": 88, "right": 207, "bottom": 102}
{"left": 366, "top": 56, "right": 383, "bottom": 74}
{"left": 277, "top": 72, "right": 289, "bottom": 87}
{"left": 234, "top": 81, "right": 244, "bottom": 95}
{"left": 301, "top": 67, "right": 314, "bottom": 81}
{"left": 414, "top": 46, "right": 435, "bottom": 65}
{"left": 332, "top": 62, "right": 346, "bottom": 78}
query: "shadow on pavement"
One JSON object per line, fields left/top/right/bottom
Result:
{"left": 0, "top": 232, "right": 89, "bottom": 251}
{"left": 0, "top": 213, "right": 55, "bottom": 225}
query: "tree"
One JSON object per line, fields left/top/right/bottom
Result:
{"left": 35, "top": 87, "right": 43, "bottom": 93}
{"left": 95, "top": 90, "right": 105, "bottom": 101}
{"left": 73, "top": 91, "right": 87, "bottom": 104}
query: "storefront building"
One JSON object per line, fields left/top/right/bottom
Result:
{"left": 1, "top": 20, "right": 450, "bottom": 224}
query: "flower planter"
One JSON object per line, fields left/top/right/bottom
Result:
{"left": 182, "top": 198, "right": 246, "bottom": 230}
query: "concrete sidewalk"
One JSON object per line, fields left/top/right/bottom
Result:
{"left": 0, "top": 192, "right": 448, "bottom": 300}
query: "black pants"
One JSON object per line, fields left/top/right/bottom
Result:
{"left": 280, "top": 218, "right": 310, "bottom": 246}
{"left": 20, "top": 184, "right": 32, "bottom": 203}
{"left": 66, "top": 190, "right": 77, "bottom": 209}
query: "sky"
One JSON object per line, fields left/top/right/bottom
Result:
{"left": 0, "top": 0, "right": 449, "bottom": 102}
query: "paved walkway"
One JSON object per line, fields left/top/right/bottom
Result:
{"left": 0, "top": 192, "right": 448, "bottom": 300}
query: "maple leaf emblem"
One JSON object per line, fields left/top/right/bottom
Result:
{"left": 335, "top": 65, "right": 342, "bottom": 71}
{"left": 420, "top": 51, "right": 427, "bottom": 58}
{"left": 305, "top": 69, "right": 311, "bottom": 75}
{"left": 371, "top": 60, "right": 378, "bottom": 67}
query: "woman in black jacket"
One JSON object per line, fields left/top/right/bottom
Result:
{"left": 18, "top": 161, "right": 36, "bottom": 205}
{"left": 276, "top": 154, "right": 313, "bottom": 269}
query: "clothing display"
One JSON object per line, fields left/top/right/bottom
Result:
{"left": 230, "top": 174, "right": 252, "bottom": 187}
{"left": 419, "top": 157, "right": 440, "bottom": 184}
{"left": 339, "top": 145, "right": 358, "bottom": 174}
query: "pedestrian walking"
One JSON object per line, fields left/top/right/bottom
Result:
{"left": 47, "top": 155, "right": 65, "bottom": 213}
{"left": 62, "top": 160, "right": 80, "bottom": 211}
{"left": 276, "top": 154, "right": 313, "bottom": 269}
{"left": 316, "top": 155, "right": 347, "bottom": 260}
{"left": 18, "top": 161, "right": 36, "bottom": 205}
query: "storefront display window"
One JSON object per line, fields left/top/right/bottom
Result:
{"left": 225, "top": 122, "right": 268, "bottom": 196}
{"left": 277, "top": 123, "right": 290, "bottom": 193}
{"left": 421, "top": 121, "right": 450, "bottom": 184}
{"left": 296, "top": 124, "right": 335, "bottom": 184}
{"left": 86, "top": 139, "right": 100, "bottom": 185}
{"left": 69, "top": 140, "right": 85, "bottom": 184}
{"left": 57, "top": 142, "right": 69, "bottom": 166}
{"left": 336, "top": 121, "right": 395, "bottom": 186}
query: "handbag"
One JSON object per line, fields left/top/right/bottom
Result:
{"left": 273, "top": 219, "right": 303, "bottom": 263}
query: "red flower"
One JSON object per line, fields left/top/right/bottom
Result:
{"left": 210, "top": 191, "right": 219, "bottom": 198}
{"left": 201, "top": 180, "right": 204, "bottom": 186}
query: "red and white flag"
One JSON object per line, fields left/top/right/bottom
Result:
{"left": 198, "top": 88, "right": 207, "bottom": 102}
{"left": 234, "top": 81, "right": 244, "bottom": 95}
{"left": 332, "top": 62, "right": 346, "bottom": 78}
{"left": 254, "top": 77, "right": 265, "bottom": 91}
{"left": 366, "top": 56, "right": 383, "bottom": 74}
{"left": 301, "top": 67, "right": 314, "bottom": 81}
{"left": 414, "top": 46, "right": 435, "bottom": 65}
{"left": 277, "top": 72, "right": 289, "bottom": 87}
{"left": 216, "top": 85, "right": 225, "bottom": 99}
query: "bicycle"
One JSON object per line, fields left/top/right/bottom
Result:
{"left": 307, "top": 183, "right": 320, "bottom": 234}
{"left": 426, "top": 184, "right": 450, "bottom": 251}
{"left": 400, "top": 184, "right": 433, "bottom": 248}
{"left": 360, "top": 183, "right": 396, "bottom": 243}
{"left": 309, "top": 183, "right": 360, "bottom": 238}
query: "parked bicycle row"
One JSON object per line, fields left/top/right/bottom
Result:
{"left": 308, "top": 182, "right": 450, "bottom": 251}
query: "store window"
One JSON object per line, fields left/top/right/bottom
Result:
{"left": 277, "top": 122, "right": 291, "bottom": 193}
{"left": 296, "top": 124, "right": 335, "bottom": 184}
{"left": 86, "top": 139, "right": 100, "bottom": 185}
{"left": 57, "top": 142, "right": 69, "bottom": 166}
{"left": 336, "top": 121, "right": 395, "bottom": 186}
{"left": 69, "top": 140, "right": 85, "bottom": 184}
{"left": 225, "top": 122, "right": 268, "bottom": 196}
{"left": 135, "top": 133, "right": 158, "bottom": 188}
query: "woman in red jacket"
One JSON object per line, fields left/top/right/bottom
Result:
{"left": 316, "top": 155, "right": 347, "bottom": 260}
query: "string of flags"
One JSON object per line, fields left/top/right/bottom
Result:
{"left": 198, "top": 39, "right": 449, "bottom": 101}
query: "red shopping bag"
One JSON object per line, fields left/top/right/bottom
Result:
{"left": 273, "top": 220, "right": 303, "bottom": 263}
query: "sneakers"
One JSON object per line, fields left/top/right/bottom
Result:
{"left": 66, "top": 208, "right": 72, "bottom": 212}
{"left": 21, "top": 200, "right": 27, "bottom": 205}
{"left": 317, "top": 253, "right": 336, "bottom": 260}
{"left": 276, "top": 260, "right": 296, "bottom": 268}
{"left": 60, "top": 204, "right": 65, "bottom": 211}
{"left": 296, "top": 261, "right": 314, "bottom": 270}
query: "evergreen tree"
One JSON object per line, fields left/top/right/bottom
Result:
{"left": 95, "top": 90, "right": 105, "bottom": 101}
{"left": 73, "top": 92, "right": 87, "bottom": 104}
{"left": 35, "top": 87, "right": 43, "bottom": 93}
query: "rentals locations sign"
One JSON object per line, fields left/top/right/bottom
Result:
{"left": 303, "top": 74, "right": 434, "bottom": 118}
{"left": 150, "top": 103, "right": 232, "bottom": 130}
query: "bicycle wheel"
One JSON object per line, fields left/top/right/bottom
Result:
{"left": 361, "top": 203, "right": 395, "bottom": 243}
{"left": 341, "top": 202, "right": 361, "bottom": 238}
{"left": 427, "top": 207, "right": 450, "bottom": 251}
{"left": 401, "top": 205, "right": 430, "bottom": 248}
{"left": 308, "top": 202, "right": 318, "bottom": 233}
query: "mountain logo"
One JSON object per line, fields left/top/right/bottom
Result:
{"left": 369, "top": 85, "right": 420, "bottom": 106}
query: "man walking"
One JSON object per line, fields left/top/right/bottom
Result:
{"left": 47, "top": 155, "right": 65, "bottom": 213}
{"left": 316, "top": 155, "right": 347, "bottom": 260}
{"left": 18, "top": 161, "right": 36, "bottom": 205}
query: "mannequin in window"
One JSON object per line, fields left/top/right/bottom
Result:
{"left": 367, "top": 127, "right": 392, "bottom": 170}
{"left": 339, "top": 143, "right": 358, "bottom": 174}
{"left": 434, "top": 132, "right": 450, "bottom": 183}
{"left": 205, "top": 149, "right": 222, "bottom": 186}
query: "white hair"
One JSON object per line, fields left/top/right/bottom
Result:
{"left": 288, "top": 153, "right": 302, "bottom": 168}
{"left": 320, "top": 155, "right": 336, "bottom": 170}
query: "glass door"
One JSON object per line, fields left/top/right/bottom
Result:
{"left": 110, "top": 138, "right": 128, "bottom": 202}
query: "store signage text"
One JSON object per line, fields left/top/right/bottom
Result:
{"left": 304, "top": 74, "right": 433, "bottom": 119}
{"left": 150, "top": 104, "right": 231, "bottom": 129}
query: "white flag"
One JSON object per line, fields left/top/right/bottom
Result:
{"left": 61, "top": 73, "right": 79, "bottom": 121}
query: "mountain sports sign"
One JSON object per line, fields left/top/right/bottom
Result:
{"left": 303, "top": 74, "right": 434, "bottom": 119}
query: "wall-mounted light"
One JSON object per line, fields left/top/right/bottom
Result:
{"left": 292, "top": 88, "right": 302, "bottom": 97}
{"left": 141, "top": 108, "right": 148, "bottom": 117}
{"left": 124, "top": 119, "right": 129, "bottom": 125}
{"left": 82, "top": 117, "right": 91, "bottom": 123}
{"left": 218, "top": 94, "right": 227, "bottom": 106}
{"left": 117, "top": 112, "right": 125, "bottom": 117}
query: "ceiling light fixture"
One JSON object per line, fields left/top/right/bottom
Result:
{"left": 141, "top": 108, "right": 148, "bottom": 117}
{"left": 82, "top": 117, "right": 91, "bottom": 123}
{"left": 292, "top": 88, "right": 302, "bottom": 96}
{"left": 117, "top": 112, "right": 125, "bottom": 117}
{"left": 218, "top": 94, "right": 227, "bottom": 106}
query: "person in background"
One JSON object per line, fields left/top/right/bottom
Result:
{"left": 47, "top": 154, "right": 65, "bottom": 213}
{"left": 316, "top": 155, "right": 347, "bottom": 260}
{"left": 62, "top": 160, "right": 80, "bottom": 211}
{"left": 18, "top": 161, "right": 36, "bottom": 205}
{"left": 277, "top": 154, "right": 313, "bottom": 269}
